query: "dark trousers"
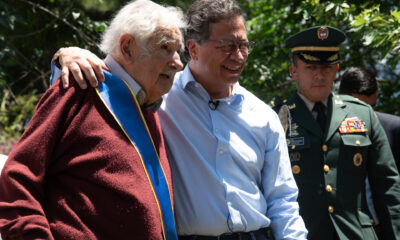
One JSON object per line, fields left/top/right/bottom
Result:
{"left": 179, "top": 227, "right": 274, "bottom": 240}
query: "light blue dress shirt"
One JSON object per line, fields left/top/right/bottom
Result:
{"left": 159, "top": 65, "right": 307, "bottom": 239}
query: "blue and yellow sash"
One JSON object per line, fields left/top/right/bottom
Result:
{"left": 95, "top": 71, "right": 177, "bottom": 240}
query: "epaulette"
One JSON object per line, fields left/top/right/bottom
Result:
{"left": 335, "top": 94, "right": 369, "bottom": 107}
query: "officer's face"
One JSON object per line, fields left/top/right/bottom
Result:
{"left": 290, "top": 59, "right": 338, "bottom": 102}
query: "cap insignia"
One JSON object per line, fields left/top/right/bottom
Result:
{"left": 301, "top": 53, "right": 320, "bottom": 61}
{"left": 317, "top": 27, "right": 329, "bottom": 40}
{"left": 327, "top": 53, "right": 339, "bottom": 61}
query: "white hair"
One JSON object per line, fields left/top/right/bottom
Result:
{"left": 100, "top": 0, "right": 187, "bottom": 55}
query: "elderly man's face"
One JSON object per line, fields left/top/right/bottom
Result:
{"left": 127, "top": 25, "right": 183, "bottom": 105}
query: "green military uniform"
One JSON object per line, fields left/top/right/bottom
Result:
{"left": 274, "top": 93, "right": 400, "bottom": 239}
{"left": 277, "top": 26, "right": 400, "bottom": 239}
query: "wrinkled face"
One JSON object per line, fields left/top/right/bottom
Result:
{"left": 189, "top": 16, "right": 248, "bottom": 91}
{"left": 129, "top": 25, "right": 183, "bottom": 104}
{"left": 352, "top": 91, "right": 378, "bottom": 109}
{"left": 290, "top": 58, "right": 338, "bottom": 102}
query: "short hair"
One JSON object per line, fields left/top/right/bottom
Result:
{"left": 100, "top": 0, "right": 187, "bottom": 55}
{"left": 183, "top": 0, "right": 243, "bottom": 60}
{"left": 338, "top": 67, "right": 378, "bottom": 96}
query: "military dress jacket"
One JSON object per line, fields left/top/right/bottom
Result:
{"left": 274, "top": 93, "right": 400, "bottom": 240}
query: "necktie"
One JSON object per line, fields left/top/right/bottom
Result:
{"left": 313, "top": 102, "right": 326, "bottom": 131}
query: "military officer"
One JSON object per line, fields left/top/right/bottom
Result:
{"left": 274, "top": 26, "right": 400, "bottom": 240}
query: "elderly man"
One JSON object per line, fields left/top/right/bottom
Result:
{"left": 273, "top": 26, "right": 400, "bottom": 239}
{"left": 49, "top": 0, "right": 308, "bottom": 239}
{"left": 0, "top": 0, "right": 186, "bottom": 239}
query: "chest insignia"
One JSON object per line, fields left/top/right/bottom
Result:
{"left": 278, "top": 104, "right": 299, "bottom": 137}
{"left": 334, "top": 99, "right": 343, "bottom": 105}
{"left": 289, "top": 151, "right": 301, "bottom": 162}
{"left": 353, "top": 153, "right": 363, "bottom": 167}
{"left": 339, "top": 117, "right": 368, "bottom": 134}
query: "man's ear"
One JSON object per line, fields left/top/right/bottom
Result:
{"left": 186, "top": 39, "right": 198, "bottom": 61}
{"left": 289, "top": 65, "right": 297, "bottom": 79}
{"left": 119, "top": 34, "right": 135, "bottom": 60}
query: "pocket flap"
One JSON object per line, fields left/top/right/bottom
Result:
{"left": 341, "top": 134, "right": 372, "bottom": 147}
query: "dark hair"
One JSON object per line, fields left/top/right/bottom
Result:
{"left": 338, "top": 67, "right": 378, "bottom": 96}
{"left": 183, "top": 0, "right": 243, "bottom": 60}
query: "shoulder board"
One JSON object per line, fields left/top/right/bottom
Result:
{"left": 335, "top": 94, "right": 369, "bottom": 106}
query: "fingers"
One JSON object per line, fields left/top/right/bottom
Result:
{"left": 61, "top": 66, "right": 70, "bottom": 88}
{"left": 70, "top": 62, "right": 87, "bottom": 89}
{"left": 57, "top": 47, "right": 103, "bottom": 89}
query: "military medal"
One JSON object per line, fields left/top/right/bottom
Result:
{"left": 279, "top": 104, "right": 298, "bottom": 137}
{"left": 353, "top": 153, "right": 363, "bottom": 166}
{"left": 339, "top": 117, "right": 368, "bottom": 133}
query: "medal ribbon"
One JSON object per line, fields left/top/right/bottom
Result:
{"left": 95, "top": 70, "right": 177, "bottom": 240}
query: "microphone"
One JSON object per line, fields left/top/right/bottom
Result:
{"left": 208, "top": 100, "right": 220, "bottom": 110}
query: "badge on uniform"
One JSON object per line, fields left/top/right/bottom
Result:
{"left": 339, "top": 117, "right": 368, "bottom": 133}
{"left": 353, "top": 153, "right": 363, "bottom": 167}
{"left": 279, "top": 104, "right": 298, "bottom": 137}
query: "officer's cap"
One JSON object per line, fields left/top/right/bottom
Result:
{"left": 285, "top": 26, "right": 346, "bottom": 65}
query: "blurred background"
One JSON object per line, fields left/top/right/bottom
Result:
{"left": 1, "top": 0, "right": 399, "bottom": 154}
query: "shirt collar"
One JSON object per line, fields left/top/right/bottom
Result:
{"left": 297, "top": 91, "right": 328, "bottom": 112}
{"left": 104, "top": 54, "right": 162, "bottom": 112}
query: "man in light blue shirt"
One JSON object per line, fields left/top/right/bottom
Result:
{"left": 50, "top": 0, "right": 307, "bottom": 239}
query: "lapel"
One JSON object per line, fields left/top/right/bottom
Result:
{"left": 325, "top": 94, "right": 348, "bottom": 142}
{"left": 288, "top": 93, "right": 322, "bottom": 139}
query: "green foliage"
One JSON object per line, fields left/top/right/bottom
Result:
{"left": 0, "top": 0, "right": 107, "bottom": 153}
{"left": 0, "top": 87, "right": 39, "bottom": 154}
{"left": 241, "top": 0, "right": 400, "bottom": 114}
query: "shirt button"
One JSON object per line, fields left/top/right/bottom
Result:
{"left": 322, "top": 145, "right": 328, "bottom": 152}
{"left": 324, "top": 165, "right": 330, "bottom": 173}
{"left": 326, "top": 185, "right": 333, "bottom": 192}
{"left": 328, "top": 206, "right": 334, "bottom": 213}
{"left": 355, "top": 140, "right": 361, "bottom": 146}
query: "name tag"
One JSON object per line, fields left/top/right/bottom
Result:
{"left": 288, "top": 137, "right": 305, "bottom": 146}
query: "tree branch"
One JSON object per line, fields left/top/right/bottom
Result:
{"left": 14, "top": 0, "right": 99, "bottom": 48}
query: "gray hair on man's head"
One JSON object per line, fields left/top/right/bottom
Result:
{"left": 100, "top": 0, "right": 187, "bottom": 55}
{"left": 183, "top": 0, "right": 243, "bottom": 61}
